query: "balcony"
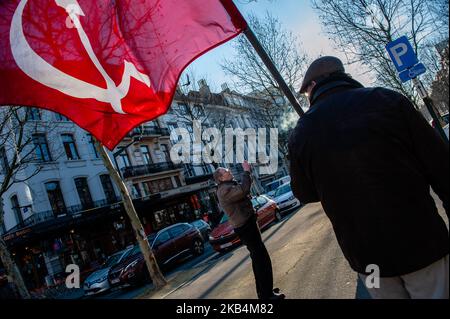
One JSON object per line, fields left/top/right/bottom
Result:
{"left": 5, "top": 196, "right": 122, "bottom": 233}
{"left": 127, "top": 127, "right": 170, "bottom": 138}
{"left": 121, "top": 162, "right": 183, "bottom": 179}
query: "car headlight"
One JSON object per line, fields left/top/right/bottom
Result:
{"left": 94, "top": 275, "right": 108, "bottom": 284}
{"left": 209, "top": 236, "right": 215, "bottom": 241}
{"left": 124, "top": 260, "right": 138, "bottom": 272}
{"left": 289, "top": 196, "right": 295, "bottom": 201}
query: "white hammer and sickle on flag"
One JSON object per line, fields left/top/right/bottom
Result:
{"left": 10, "top": 0, "right": 151, "bottom": 114}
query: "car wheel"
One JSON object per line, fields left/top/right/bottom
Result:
{"left": 192, "top": 238, "right": 204, "bottom": 256}
{"left": 275, "top": 210, "right": 282, "bottom": 222}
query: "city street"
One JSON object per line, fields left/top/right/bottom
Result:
{"left": 140, "top": 192, "right": 447, "bottom": 300}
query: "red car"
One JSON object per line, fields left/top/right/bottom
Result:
{"left": 109, "top": 223, "right": 204, "bottom": 287}
{"left": 209, "top": 195, "right": 280, "bottom": 252}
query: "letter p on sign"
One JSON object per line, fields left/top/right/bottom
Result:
{"left": 386, "top": 36, "right": 419, "bottom": 73}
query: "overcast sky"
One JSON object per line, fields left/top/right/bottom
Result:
{"left": 187, "top": 0, "right": 373, "bottom": 92}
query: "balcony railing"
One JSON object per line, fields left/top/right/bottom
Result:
{"left": 128, "top": 127, "right": 170, "bottom": 138}
{"left": 5, "top": 196, "right": 122, "bottom": 233}
{"left": 121, "top": 162, "right": 183, "bottom": 179}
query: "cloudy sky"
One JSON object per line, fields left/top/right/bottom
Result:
{"left": 188, "top": 0, "right": 373, "bottom": 92}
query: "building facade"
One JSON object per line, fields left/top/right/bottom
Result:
{"left": 0, "top": 80, "right": 289, "bottom": 291}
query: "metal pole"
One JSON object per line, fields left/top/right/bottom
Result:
{"left": 93, "top": 138, "right": 167, "bottom": 289}
{"left": 243, "top": 28, "right": 305, "bottom": 117}
{"left": 412, "top": 78, "right": 448, "bottom": 142}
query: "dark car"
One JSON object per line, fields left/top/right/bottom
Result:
{"left": 109, "top": 223, "right": 204, "bottom": 287}
{"left": 190, "top": 220, "right": 211, "bottom": 241}
{"left": 209, "top": 195, "right": 279, "bottom": 253}
{"left": 0, "top": 268, "right": 7, "bottom": 287}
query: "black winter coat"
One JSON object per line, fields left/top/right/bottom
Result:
{"left": 288, "top": 77, "right": 449, "bottom": 277}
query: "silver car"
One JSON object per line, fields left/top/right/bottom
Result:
{"left": 83, "top": 247, "right": 132, "bottom": 296}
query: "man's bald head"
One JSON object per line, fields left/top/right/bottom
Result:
{"left": 214, "top": 167, "right": 233, "bottom": 184}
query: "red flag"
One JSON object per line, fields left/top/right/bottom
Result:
{"left": 0, "top": 0, "right": 246, "bottom": 149}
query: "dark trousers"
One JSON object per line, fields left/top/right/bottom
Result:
{"left": 234, "top": 215, "right": 274, "bottom": 299}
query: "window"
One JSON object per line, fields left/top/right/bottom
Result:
{"left": 169, "top": 224, "right": 189, "bottom": 238}
{"left": 100, "top": 174, "right": 117, "bottom": 203}
{"left": 153, "top": 231, "right": 170, "bottom": 246}
{"left": 10, "top": 195, "right": 23, "bottom": 226}
{"left": 62, "top": 134, "right": 80, "bottom": 160}
{"left": 32, "top": 134, "right": 52, "bottom": 162}
{"left": 27, "top": 108, "right": 41, "bottom": 120}
{"left": 174, "top": 176, "right": 182, "bottom": 188}
{"left": 142, "top": 178, "right": 173, "bottom": 195}
{"left": 87, "top": 134, "right": 99, "bottom": 158}
{"left": 0, "top": 147, "right": 8, "bottom": 174}
{"left": 177, "top": 103, "right": 189, "bottom": 114}
{"left": 45, "top": 181, "right": 66, "bottom": 216}
{"left": 132, "top": 184, "right": 142, "bottom": 198}
{"left": 74, "top": 177, "right": 93, "bottom": 209}
{"left": 184, "top": 164, "right": 195, "bottom": 177}
{"left": 160, "top": 144, "right": 171, "bottom": 162}
{"left": 201, "top": 164, "right": 211, "bottom": 175}
{"left": 140, "top": 145, "right": 152, "bottom": 165}
{"left": 117, "top": 147, "right": 131, "bottom": 167}
{"left": 55, "top": 113, "right": 69, "bottom": 121}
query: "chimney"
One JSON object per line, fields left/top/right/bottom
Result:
{"left": 221, "top": 82, "right": 230, "bottom": 92}
{"left": 198, "top": 79, "right": 211, "bottom": 97}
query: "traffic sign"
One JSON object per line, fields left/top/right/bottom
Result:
{"left": 386, "top": 36, "right": 418, "bottom": 73}
{"left": 399, "top": 63, "right": 427, "bottom": 83}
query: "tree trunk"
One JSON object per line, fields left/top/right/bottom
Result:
{"left": 0, "top": 198, "right": 31, "bottom": 299}
{"left": 94, "top": 139, "right": 167, "bottom": 289}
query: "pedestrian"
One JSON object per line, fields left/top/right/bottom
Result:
{"left": 214, "top": 161, "right": 285, "bottom": 300}
{"left": 288, "top": 56, "right": 449, "bottom": 299}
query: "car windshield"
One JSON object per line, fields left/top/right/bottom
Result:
{"left": 265, "top": 182, "right": 280, "bottom": 192}
{"left": 220, "top": 213, "right": 229, "bottom": 224}
{"left": 192, "top": 220, "right": 204, "bottom": 228}
{"left": 275, "top": 184, "right": 291, "bottom": 197}
{"left": 251, "top": 198, "right": 259, "bottom": 207}
{"left": 102, "top": 252, "right": 123, "bottom": 268}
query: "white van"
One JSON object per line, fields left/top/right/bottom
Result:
{"left": 264, "top": 176, "right": 291, "bottom": 197}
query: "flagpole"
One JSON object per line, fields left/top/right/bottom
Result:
{"left": 243, "top": 27, "right": 305, "bottom": 117}
{"left": 93, "top": 137, "right": 167, "bottom": 289}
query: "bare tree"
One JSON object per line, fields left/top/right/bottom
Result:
{"left": 0, "top": 107, "right": 64, "bottom": 298}
{"left": 221, "top": 12, "right": 309, "bottom": 159}
{"left": 311, "top": 0, "right": 447, "bottom": 108}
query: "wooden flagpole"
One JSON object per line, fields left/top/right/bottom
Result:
{"left": 93, "top": 138, "right": 167, "bottom": 289}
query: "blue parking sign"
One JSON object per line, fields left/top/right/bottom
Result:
{"left": 399, "top": 63, "right": 427, "bottom": 83}
{"left": 386, "top": 36, "right": 419, "bottom": 73}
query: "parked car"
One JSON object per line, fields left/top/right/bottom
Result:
{"left": 0, "top": 268, "right": 7, "bottom": 287}
{"left": 190, "top": 219, "right": 211, "bottom": 241}
{"left": 264, "top": 176, "right": 291, "bottom": 197}
{"left": 83, "top": 247, "right": 132, "bottom": 296}
{"left": 272, "top": 183, "right": 301, "bottom": 212}
{"left": 209, "top": 195, "right": 280, "bottom": 253}
{"left": 109, "top": 223, "right": 204, "bottom": 288}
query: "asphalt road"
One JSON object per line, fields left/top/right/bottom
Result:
{"left": 157, "top": 193, "right": 447, "bottom": 299}
{"left": 88, "top": 192, "right": 448, "bottom": 299}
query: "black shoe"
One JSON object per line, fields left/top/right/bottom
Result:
{"left": 268, "top": 291, "right": 285, "bottom": 300}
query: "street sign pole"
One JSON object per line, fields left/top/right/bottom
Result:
{"left": 386, "top": 36, "right": 448, "bottom": 143}
{"left": 412, "top": 78, "right": 448, "bottom": 142}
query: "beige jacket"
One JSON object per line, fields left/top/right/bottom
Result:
{"left": 216, "top": 172, "right": 255, "bottom": 229}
